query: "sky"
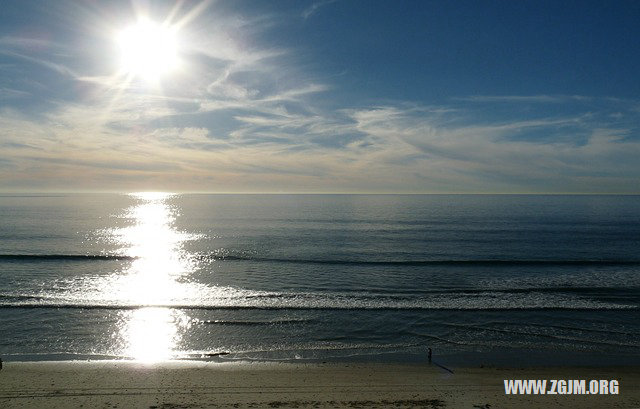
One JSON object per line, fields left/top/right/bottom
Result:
{"left": 1, "top": 0, "right": 639, "bottom": 193}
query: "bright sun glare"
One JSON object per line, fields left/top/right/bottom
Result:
{"left": 117, "top": 18, "right": 179, "bottom": 82}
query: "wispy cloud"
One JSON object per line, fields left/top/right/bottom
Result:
{"left": 3, "top": 83, "right": 639, "bottom": 192}
{"left": 302, "top": 0, "right": 338, "bottom": 20}
{"left": 0, "top": 49, "right": 76, "bottom": 77}
{"left": 1, "top": 3, "right": 639, "bottom": 193}
{"left": 346, "top": 103, "right": 640, "bottom": 192}
{"left": 456, "top": 95, "right": 591, "bottom": 103}
{"left": 0, "top": 36, "right": 59, "bottom": 50}
{"left": 0, "top": 87, "right": 31, "bottom": 98}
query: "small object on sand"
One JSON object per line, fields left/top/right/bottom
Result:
{"left": 428, "top": 348, "right": 432, "bottom": 364}
{"left": 204, "top": 351, "right": 230, "bottom": 357}
{"left": 0, "top": 357, "right": 3, "bottom": 370}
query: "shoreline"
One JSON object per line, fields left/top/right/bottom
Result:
{"left": 1, "top": 360, "right": 638, "bottom": 408}
{"left": 5, "top": 346, "right": 640, "bottom": 368}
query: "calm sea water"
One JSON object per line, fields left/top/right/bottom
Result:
{"left": 1, "top": 193, "right": 639, "bottom": 366}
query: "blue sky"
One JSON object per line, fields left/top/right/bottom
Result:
{"left": 1, "top": 0, "right": 639, "bottom": 193}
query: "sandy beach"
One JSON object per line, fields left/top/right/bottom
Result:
{"left": 0, "top": 361, "right": 638, "bottom": 408}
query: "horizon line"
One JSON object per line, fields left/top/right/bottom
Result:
{"left": 1, "top": 191, "right": 639, "bottom": 196}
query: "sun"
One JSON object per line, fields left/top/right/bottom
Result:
{"left": 116, "top": 18, "right": 179, "bottom": 82}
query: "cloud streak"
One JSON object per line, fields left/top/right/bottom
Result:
{"left": 302, "top": 0, "right": 338, "bottom": 20}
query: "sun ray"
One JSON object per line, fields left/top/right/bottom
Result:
{"left": 171, "top": 0, "right": 214, "bottom": 31}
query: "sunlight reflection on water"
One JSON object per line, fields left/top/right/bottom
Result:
{"left": 121, "top": 307, "right": 191, "bottom": 362}
{"left": 113, "top": 192, "right": 195, "bottom": 361}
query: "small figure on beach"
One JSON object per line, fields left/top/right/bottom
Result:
{"left": 428, "top": 348, "right": 432, "bottom": 364}
{"left": 0, "top": 356, "right": 3, "bottom": 370}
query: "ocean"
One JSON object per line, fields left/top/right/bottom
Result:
{"left": 1, "top": 193, "right": 639, "bottom": 366}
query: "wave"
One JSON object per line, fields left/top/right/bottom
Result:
{"left": 3, "top": 252, "right": 640, "bottom": 266}
{"left": 196, "top": 318, "right": 311, "bottom": 325}
{"left": 0, "top": 302, "right": 635, "bottom": 311}
{"left": 227, "top": 341, "right": 422, "bottom": 355}
{"left": 0, "top": 254, "right": 135, "bottom": 261}
{"left": 311, "top": 286, "right": 639, "bottom": 296}
{"left": 204, "top": 255, "right": 640, "bottom": 267}
{"left": 442, "top": 320, "right": 640, "bottom": 337}
{"left": 0, "top": 283, "right": 637, "bottom": 311}
{"left": 428, "top": 324, "right": 640, "bottom": 349}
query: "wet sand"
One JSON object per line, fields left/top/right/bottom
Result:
{"left": 0, "top": 360, "right": 638, "bottom": 408}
